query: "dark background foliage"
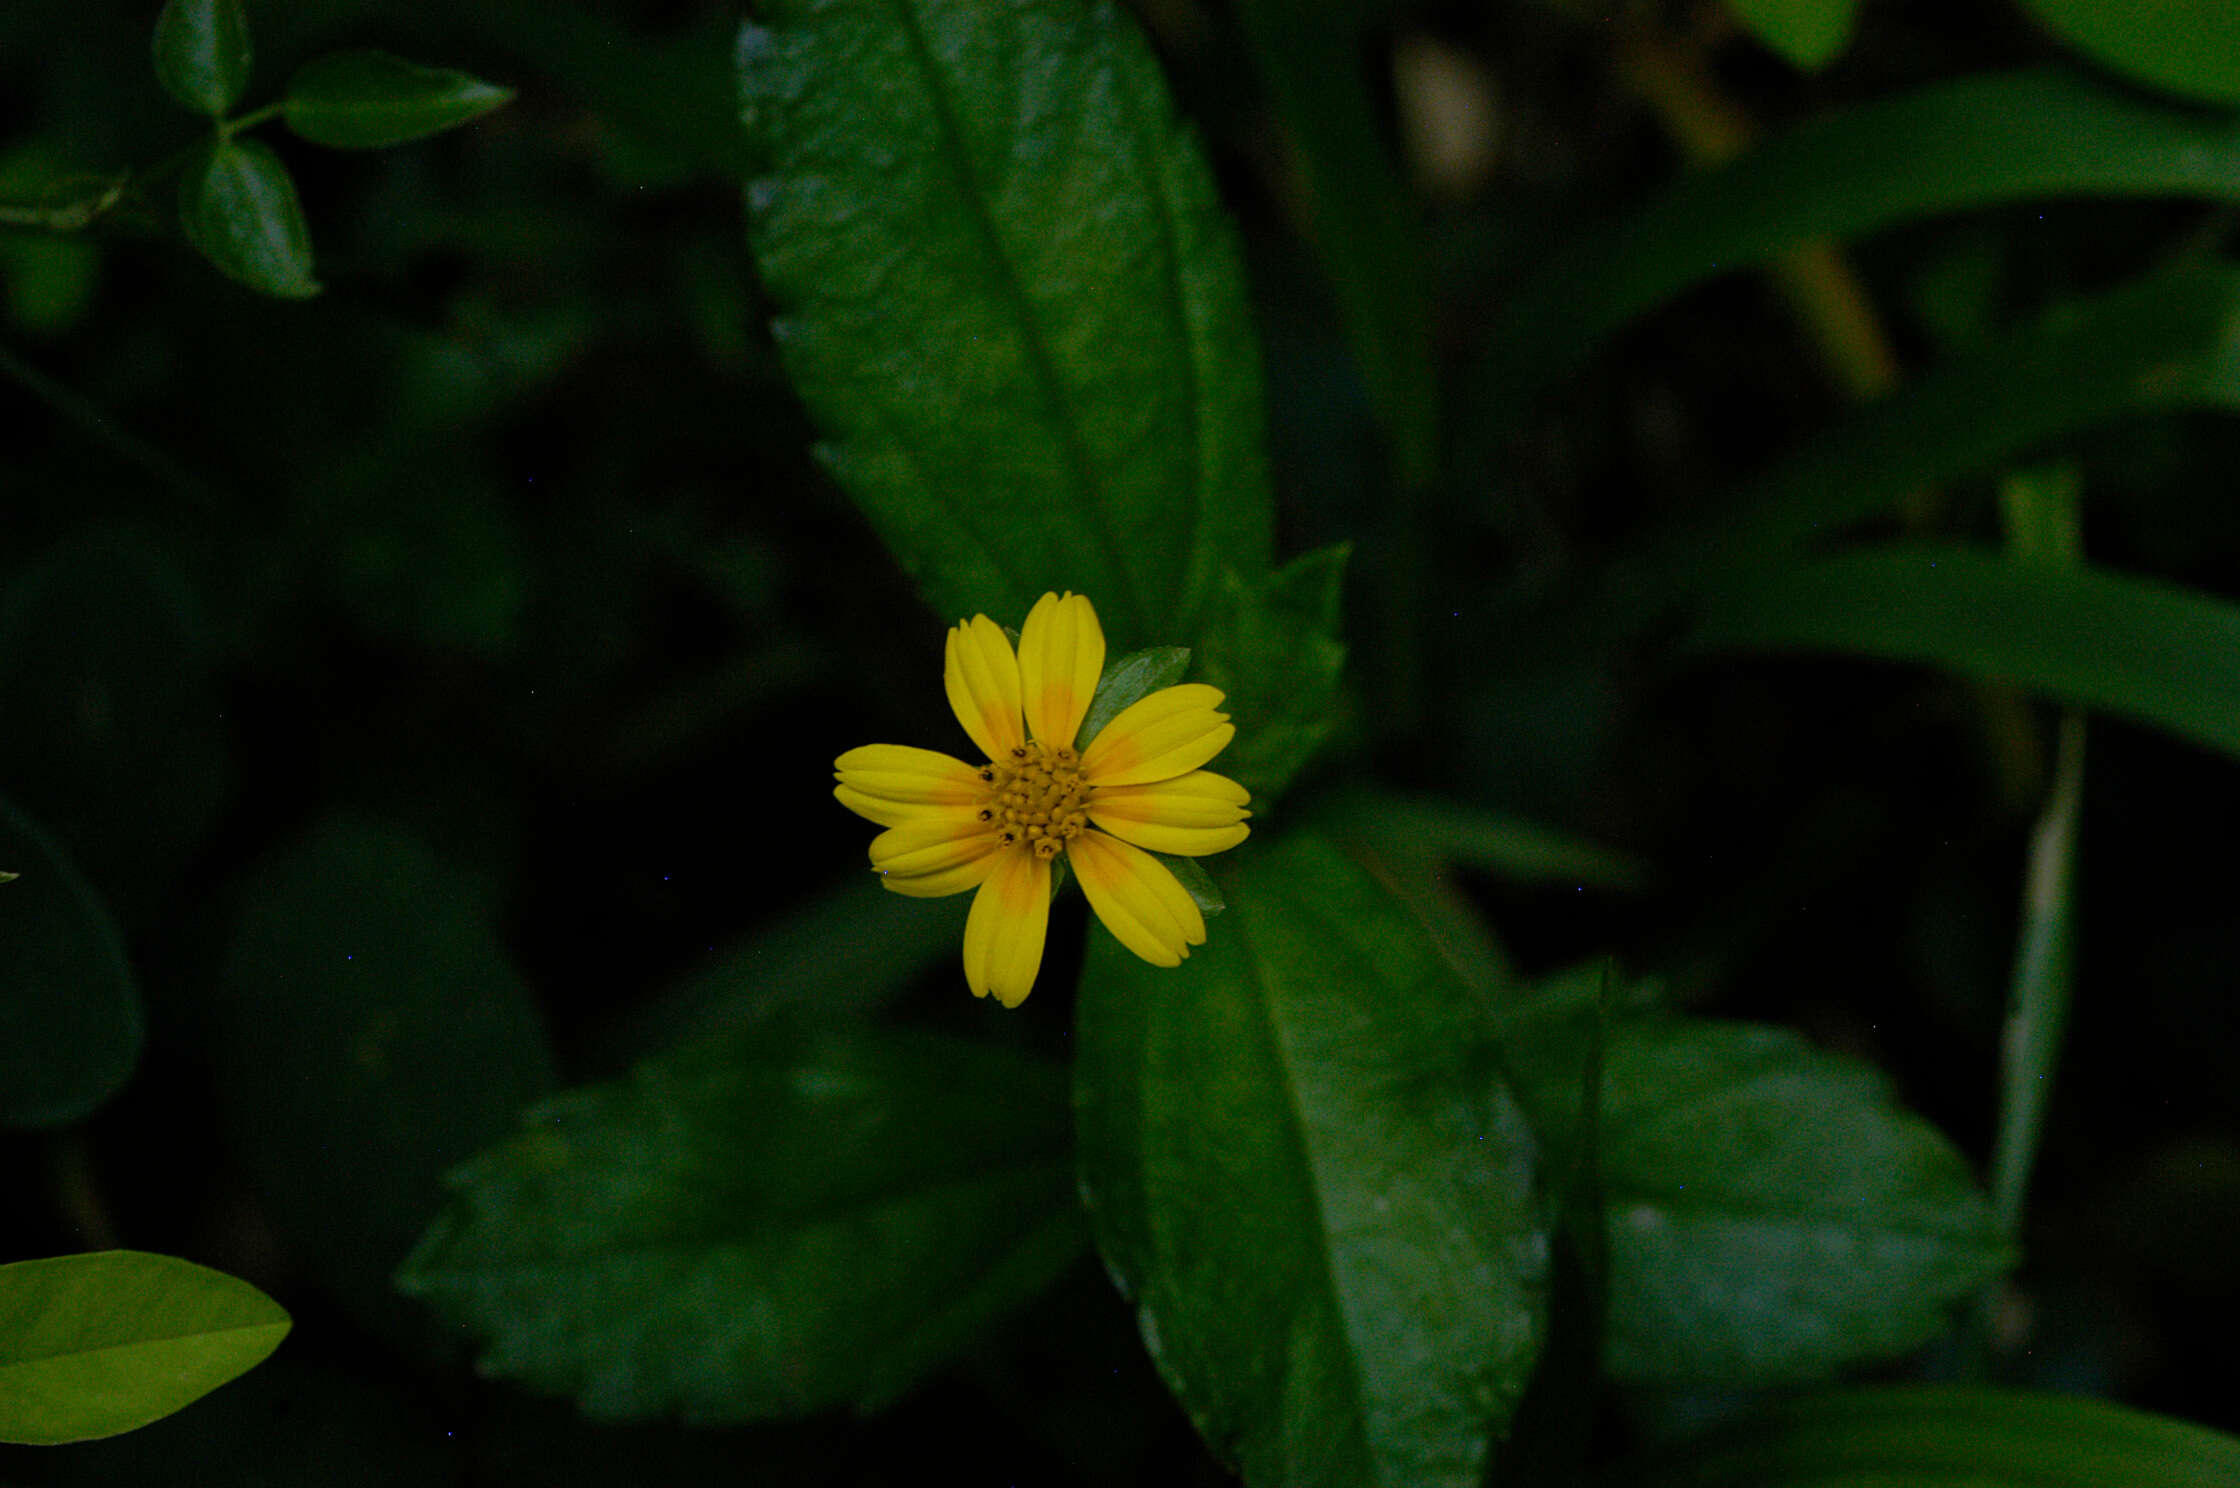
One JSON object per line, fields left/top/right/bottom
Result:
{"left": 4, "top": 0, "right": 2237, "bottom": 1480}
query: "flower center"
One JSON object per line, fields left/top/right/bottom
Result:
{"left": 976, "top": 741, "right": 1090, "bottom": 861}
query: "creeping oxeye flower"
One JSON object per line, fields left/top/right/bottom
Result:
{"left": 834, "top": 592, "right": 1251, "bottom": 1007}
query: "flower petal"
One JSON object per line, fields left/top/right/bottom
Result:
{"left": 1017, "top": 591, "right": 1106, "bottom": 751}
{"left": 834, "top": 744, "right": 990, "bottom": 827}
{"left": 1087, "top": 769, "right": 1252, "bottom": 856}
{"left": 944, "top": 615, "right": 1025, "bottom": 763}
{"left": 1069, "top": 827, "right": 1206, "bottom": 968}
{"left": 1079, "top": 683, "right": 1235, "bottom": 788}
{"left": 963, "top": 849, "right": 1051, "bottom": 1007}
{"left": 869, "top": 811, "right": 1005, "bottom": 898}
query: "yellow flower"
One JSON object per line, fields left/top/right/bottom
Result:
{"left": 834, "top": 592, "right": 1252, "bottom": 1007}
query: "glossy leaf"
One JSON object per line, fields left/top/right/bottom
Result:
{"left": 1505, "top": 1010, "right": 2007, "bottom": 1382}
{"left": 1195, "top": 544, "right": 1350, "bottom": 807}
{"left": 283, "top": 50, "right": 514, "bottom": 150}
{"left": 0, "top": 1250, "right": 288, "bottom": 1445}
{"left": 1686, "top": 544, "right": 2240, "bottom": 767}
{"left": 1076, "top": 830, "right": 1545, "bottom": 1487}
{"left": 740, "top": 0, "right": 1271, "bottom": 645}
{"left": 1729, "top": 0, "right": 1860, "bottom": 71}
{"left": 398, "top": 1024, "right": 1083, "bottom": 1421}
{"left": 214, "top": 817, "right": 556, "bottom": 1346}
{"left": 2021, "top": 0, "right": 2240, "bottom": 108}
{"left": 0, "top": 796, "right": 140, "bottom": 1129}
{"left": 151, "top": 0, "right": 250, "bottom": 116}
{"left": 1627, "top": 1384, "right": 2240, "bottom": 1487}
{"left": 179, "top": 138, "right": 318, "bottom": 299}
{"left": 1475, "top": 69, "right": 2240, "bottom": 429}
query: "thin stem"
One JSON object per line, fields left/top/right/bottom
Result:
{"left": 0, "top": 339, "right": 222, "bottom": 510}
{"left": 0, "top": 175, "right": 128, "bottom": 234}
{"left": 220, "top": 101, "right": 285, "bottom": 139}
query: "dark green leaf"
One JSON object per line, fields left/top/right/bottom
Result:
{"left": 214, "top": 817, "right": 556, "bottom": 1348}
{"left": 179, "top": 138, "right": 318, "bottom": 299}
{"left": 0, "top": 1250, "right": 288, "bottom": 1445}
{"left": 1076, "top": 830, "right": 1545, "bottom": 1487}
{"left": 1728, "top": 0, "right": 1860, "bottom": 71}
{"left": 1562, "top": 262, "right": 2240, "bottom": 654}
{"left": 1320, "top": 788, "right": 1645, "bottom": 889}
{"left": 283, "top": 50, "right": 514, "bottom": 150}
{"left": 0, "top": 797, "right": 140, "bottom": 1130}
{"left": 1078, "top": 645, "right": 1190, "bottom": 751}
{"left": 1152, "top": 851, "right": 1224, "bottom": 918}
{"left": 1232, "top": 0, "right": 1435, "bottom": 486}
{"left": 1625, "top": 1384, "right": 2240, "bottom": 1487}
{"left": 151, "top": 0, "right": 251, "bottom": 117}
{"left": 0, "top": 528, "right": 229, "bottom": 921}
{"left": 398, "top": 1024, "right": 1084, "bottom": 1421}
{"left": 1505, "top": 1010, "right": 2008, "bottom": 1383}
{"left": 740, "top": 0, "right": 1272, "bottom": 645}
{"left": 1473, "top": 69, "right": 2240, "bottom": 432}
{"left": 1685, "top": 544, "right": 2240, "bottom": 767}
{"left": 2020, "top": 0, "right": 2240, "bottom": 108}
{"left": 1195, "top": 544, "right": 1350, "bottom": 807}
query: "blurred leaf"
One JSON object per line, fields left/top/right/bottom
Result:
{"left": 179, "top": 137, "right": 318, "bottom": 299}
{"left": 1561, "top": 262, "right": 2240, "bottom": 654}
{"left": 1622, "top": 1384, "right": 2240, "bottom": 1487}
{"left": 0, "top": 528, "right": 229, "bottom": 919}
{"left": 1232, "top": 0, "right": 1435, "bottom": 486}
{"left": 0, "top": 796, "right": 140, "bottom": 1130}
{"left": 214, "top": 816, "right": 557, "bottom": 1348}
{"left": 1320, "top": 788, "right": 1645, "bottom": 888}
{"left": 1505, "top": 1012, "right": 2008, "bottom": 1383}
{"left": 151, "top": 0, "right": 251, "bottom": 117}
{"left": 1728, "top": 0, "right": 1860, "bottom": 71}
{"left": 398, "top": 1023, "right": 1084, "bottom": 1421}
{"left": 740, "top": 0, "right": 1271, "bottom": 645}
{"left": 1685, "top": 544, "right": 2240, "bottom": 768}
{"left": 1078, "top": 646, "right": 1191, "bottom": 752}
{"left": 1474, "top": 69, "right": 2240, "bottom": 430}
{"left": 2020, "top": 0, "right": 2240, "bottom": 108}
{"left": 1075, "top": 830, "right": 1545, "bottom": 1488}
{"left": 283, "top": 50, "right": 514, "bottom": 149}
{"left": 0, "top": 1250, "right": 288, "bottom": 1445}
{"left": 1195, "top": 544, "right": 1350, "bottom": 807}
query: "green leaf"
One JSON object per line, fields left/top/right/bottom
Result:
{"left": 283, "top": 50, "right": 514, "bottom": 150}
{"left": 1231, "top": 0, "right": 1435, "bottom": 486}
{"left": 1685, "top": 544, "right": 2240, "bottom": 768}
{"left": 1472, "top": 69, "right": 2240, "bottom": 432}
{"left": 1077, "top": 645, "right": 1190, "bottom": 751}
{"left": 0, "top": 1251, "right": 288, "bottom": 1445}
{"left": 213, "top": 817, "right": 556, "bottom": 1348}
{"left": 1557, "top": 261, "right": 2240, "bottom": 655}
{"left": 0, "top": 796, "right": 140, "bottom": 1130}
{"left": 740, "top": 0, "right": 1272, "bottom": 645}
{"left": 1319, "top": 788, "right": 1646, "bottom": 889}
{"left": 1195, "top": 543, "right": 1350, "bottom": 807}
{"left": 151, "top": 0, "right": 251, "bottom": 117}
{"left": 1152, "top": 851, "right": 1224, "bottom": 918}
{"left": 1626, "top": 1384, "right": 2240, "bottom": 1487}
{"left": 1076, "top": 830, "right": 1545, "bottom": 1487}
{"left": 1728, "top": 0, "right": 1860, "bottom": 71}
{"left": 2020, "top": 0, "right": 2240, "bottom": 108}
{"left": 398, "top": 1024, "right": 1084, "bottom": 1421}
{"left": 179, "top": 138, "right": 318, "bottom": 299}
{"left": 1504, "top": 1010, "right": 2009, "bottom": 1383}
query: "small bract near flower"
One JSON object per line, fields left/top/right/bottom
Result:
{"left": 834, "top": 592, "right": 1251, "bottom": 1008}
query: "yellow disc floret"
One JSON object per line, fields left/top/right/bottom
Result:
{"left": 983, "top": 741, "right": 1090, "bottom": 860}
